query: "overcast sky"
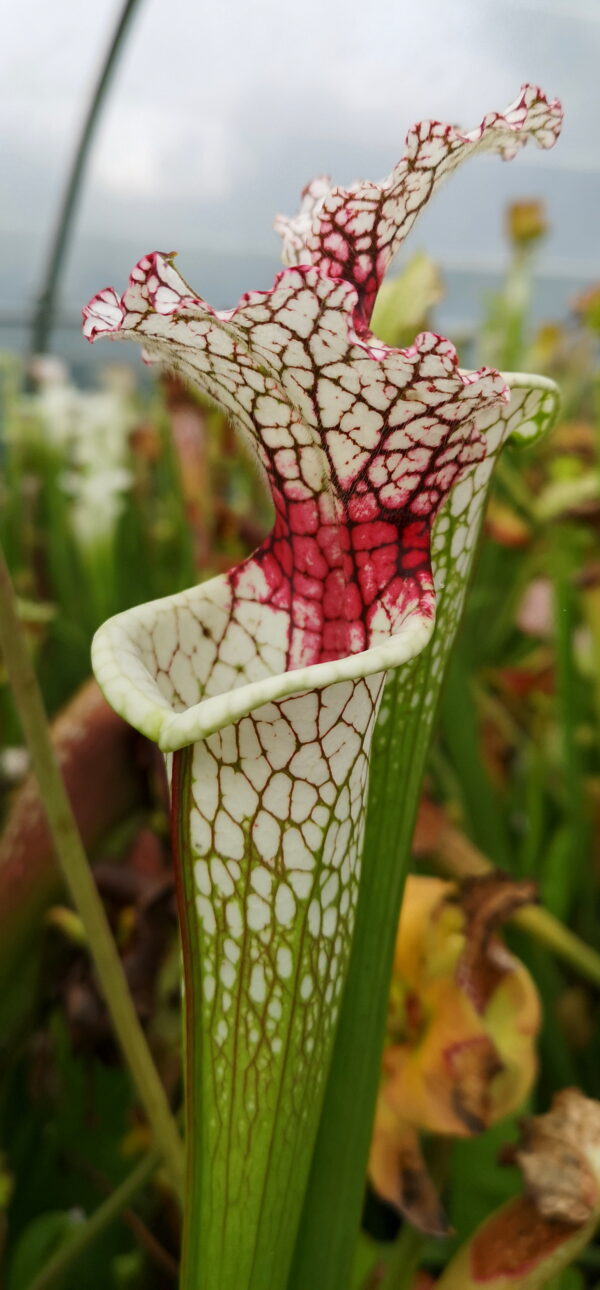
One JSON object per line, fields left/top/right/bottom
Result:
{"left": 2, "top": 0, "right": 600, "bottom": 336}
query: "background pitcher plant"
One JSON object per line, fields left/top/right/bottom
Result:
{"left": 83, "top": 84, "right": 561, "bottom": 1290}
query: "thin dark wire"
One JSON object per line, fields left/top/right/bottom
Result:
{"left": 29, "top": 0, "right": 144, "bottom": 361}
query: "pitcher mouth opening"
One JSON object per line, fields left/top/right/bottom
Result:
{"left": 91, "top": 568, "right": 437, "bottom": 754}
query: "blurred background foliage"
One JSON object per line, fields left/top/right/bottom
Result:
{"left": 1, "top": 200, "right": 600, "bottom": 1289}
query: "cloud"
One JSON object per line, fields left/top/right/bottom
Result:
{"left": 1, "top": 0, "right": 599, "bottom": 305}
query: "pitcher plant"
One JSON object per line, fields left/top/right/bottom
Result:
{"left": 83, "top": 83, "right": 562, "bottom": 1290}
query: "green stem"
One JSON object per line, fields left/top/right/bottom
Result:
{"left": 439, "top": 651, "right": 510, "bottom": 865}
{"left": 430, "top": 824, "right": 600, "bottom": 988}
{"left": 581, "top": 584, "right": 600, "bottom": 733}
{"left": 29, "top": 0, "right": 144, "bottom": 358}
{"left": 514, "top": 905, "right": 600, "bottom": 987}
{"left": 351, "top": 1232, "right": 387, "bottom": 1290}
{"left": 25, "top": 1150, "right": 160, "bottom": 1290}
{"left": 0, "top": 539, "right": 184, "bottom": 1198}
{"left": 554, "top": 554, "right": 582, "bottom": 833}
{"left": 379, "top": 1225, "right": 426, "bottom": 1290}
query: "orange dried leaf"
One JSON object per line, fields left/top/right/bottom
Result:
{"left": 368, "top": 1116, "right": 450, "bottom": 1236}
{"left": 370, "top": 876, "right": 540, "bottom": 1226}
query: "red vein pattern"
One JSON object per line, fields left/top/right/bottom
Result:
{"left": 85, "top": 254, "right": 506, "bottom": 683}
{"left": 275, "top": 83, "right": 562, "bottom": 322}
